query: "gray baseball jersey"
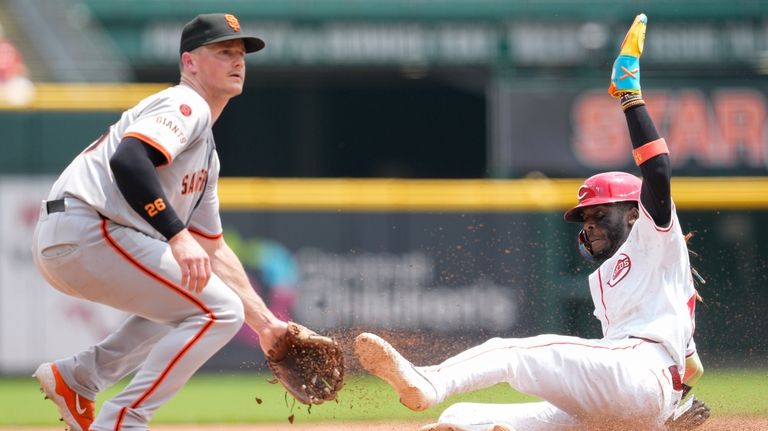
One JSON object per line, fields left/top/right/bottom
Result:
{"left": 48, "top": 84, "right": 222, "bottom": 239}
{"left": 33, "top": 84, "right": 241, "bottom": 429}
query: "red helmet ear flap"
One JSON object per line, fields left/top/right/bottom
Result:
{"left": 577, "top": 229, "right": 595, "bottom": 262}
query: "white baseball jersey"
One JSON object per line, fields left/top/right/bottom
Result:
{"left": 47, "top": 84, "right": 222, "bottom": 240}
{"left": 588, "top": 201, "right": 697, "bottom": 369}
{"left": 403, "top": 203, "right": 698, "bottom": 429}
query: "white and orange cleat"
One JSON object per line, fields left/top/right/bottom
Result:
{"left": 354, "top": 332, "right": 440, "bottom": 411}
{"left": 34, "top": 362, "right": 94, "bottom": 431}
{"left": 419, "top": 423, "right": 515, "bottom": 431}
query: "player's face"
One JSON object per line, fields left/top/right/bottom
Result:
{"left": 195, "top": 39, "right": 247, "bottom": 97}
{"left": 580, "top": 204, "right": 637, "bottom": 262}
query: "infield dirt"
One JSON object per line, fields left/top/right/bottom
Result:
{"left": 8, "top": 417, "right": 768, "bottom": 431}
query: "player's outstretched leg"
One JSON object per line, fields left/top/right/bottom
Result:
{"left": 34, "top": 362, "right": 95, "bottom": 431}
{"left": 419, "top": 422, "right": 515, "bottom": 431}
{"left": 354, "top": 332, "right": 440, "bottom": 411}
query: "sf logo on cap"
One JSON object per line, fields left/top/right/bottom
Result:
{"left": 224, "top": 14, "right": 240, "bottom": 32}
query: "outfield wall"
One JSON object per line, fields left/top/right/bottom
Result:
{"left": 3, "top": 83, "right": 768, "bottom": 179}
{"left": 1, "top": 176, "right": 766, "bottom": 374}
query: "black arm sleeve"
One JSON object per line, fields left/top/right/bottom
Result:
{"left": 624, "top": 105, "right": 672, "bottom": 227}
{"left": 110, "top": 137, "right": 186, "bottom": 240}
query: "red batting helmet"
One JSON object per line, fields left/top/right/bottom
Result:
{"left": 563, "top": 171, "right": 641, "bottom": 222}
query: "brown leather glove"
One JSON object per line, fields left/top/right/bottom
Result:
{"left": 266, "top": 322, "right": 345, "bottom": 405}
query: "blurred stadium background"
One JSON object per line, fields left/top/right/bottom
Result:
{"left": 0, "top": 0, "right": 766, "bottom": 391}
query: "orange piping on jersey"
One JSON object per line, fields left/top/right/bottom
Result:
{"left": 100, "top": 218, "right": 217, "bottom": 430}
{"left": 431, "top": 339, "right": 647, "bottom": 372}
{"left": 597, "top": 269, "right": 610, "bottom": 333}
{"left": 632, "top": 138, "right": 669, "bottom": 166}
{"left": 639, "top": 202, "right": 675, "bottom": 232}
{"left": 123, "top": 131, "right": 173, "bottom": 166}
{"left": 189, "top": 227, "right": 223, "bottom": 240}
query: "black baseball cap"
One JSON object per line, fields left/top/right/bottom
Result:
{"left": 180, "top": 13, "right": 265, "bottom": 55}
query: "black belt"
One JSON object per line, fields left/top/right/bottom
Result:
{"left": 46, "top": 198, "right": 66, "bottom": 214}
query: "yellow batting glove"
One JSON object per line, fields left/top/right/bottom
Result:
{"left": 684, "top": 351, "right": 704, "bottom": 387}
{"left": 608, "top": 13, "right": 647, "bottom": 98}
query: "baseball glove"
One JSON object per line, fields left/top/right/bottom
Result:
{"left": 266, "top": 322, "right": 345, "bottom": 405}
{"left": 666, "top": 396, "right": 711, "bottom": 431}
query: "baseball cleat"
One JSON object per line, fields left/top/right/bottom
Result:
{"left": 34, "top": 362, "right": 94, "bottom": 431}
{"left": 419, "top": 423, "right": 515, "bottom": 431}
{"left": 608, "top": 13, "right": 647, "bottom": 97}
{"left": 354, "top": 332, "right": 439, "bottom": 411}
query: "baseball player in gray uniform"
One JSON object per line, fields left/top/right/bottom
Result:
{"left": 31, "top": 13, "right": 291, "bottom": 431}
{"left": 355, "top": 14, "right": 710, "bottom": 431}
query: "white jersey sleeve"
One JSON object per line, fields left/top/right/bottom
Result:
{"left": 686, "top": 338, "right": 697, "bottom": 358}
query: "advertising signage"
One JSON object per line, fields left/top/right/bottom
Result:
{"left": 490, "top": 85, "right": 768, "bottom": 178}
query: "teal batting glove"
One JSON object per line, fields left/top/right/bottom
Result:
{"left": 609, "top": 13, "right": 646, "bottom": 98}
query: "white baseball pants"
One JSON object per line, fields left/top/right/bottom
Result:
{"left": 421, "top": 334, "right": 682, "bottom": 431}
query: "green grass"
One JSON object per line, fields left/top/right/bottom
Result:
{"left": 688, "top": 369, "right": 768, "bottom": 416}
{"left": 1, "top": 369, "right": 766, "bottom": 427}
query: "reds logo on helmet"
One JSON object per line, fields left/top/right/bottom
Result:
{"left": 608, "top": 253, "right": 631, "bottom": 287}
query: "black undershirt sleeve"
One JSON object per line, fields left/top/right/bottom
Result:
{"left": 110, "top": 137, "right": 186, "bottom": 240}
{"left": 624, "top": 105, "right": 672, "bottom": 227}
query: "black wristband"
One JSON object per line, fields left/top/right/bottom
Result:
{"left": 620, "top": 93, "right": 646, "bottom": 112}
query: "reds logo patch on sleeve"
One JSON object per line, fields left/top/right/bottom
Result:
{"left": 608, "top": 253, "right": 631, "bottom": 287}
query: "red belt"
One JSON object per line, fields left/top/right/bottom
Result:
{"left": 669, "top": 365, "right": 683, "bottom": 391}
{"left": 628, "top": 336, "right": 683, "bottom": 391}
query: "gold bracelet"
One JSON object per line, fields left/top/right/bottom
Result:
{"left": 621, "top": 98, "right": 646, "bottom": 111}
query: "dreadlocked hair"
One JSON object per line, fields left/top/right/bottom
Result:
{"left": 684, "top": 231, "right": 705, "bottom": 302}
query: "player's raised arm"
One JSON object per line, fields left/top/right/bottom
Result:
{"left": 609, "top": 14, "right": 672, "bottom": 227}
